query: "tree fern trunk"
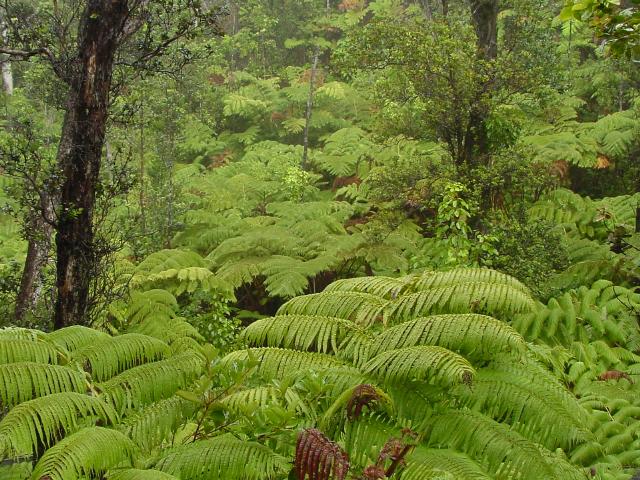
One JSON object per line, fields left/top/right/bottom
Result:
{"left": 54, "top": 2, "right": 130, "bottom": 329}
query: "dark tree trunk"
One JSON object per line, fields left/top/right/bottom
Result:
{"left": 465, "top": 0, "right": 498, "bottom": 164}
{"left": 53, "top": 2, "right": 130, "bottom": 329}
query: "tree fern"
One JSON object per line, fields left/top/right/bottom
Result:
{"left": 406, "top": 268, "right": 531, "bottom": 294}
{"left": 220, "top": 348, "right": 346, "bottom": 380}
{"left": 0, "top": 338, "right": 62, "bottom": 365}
{"left": 387, "top": 283, "right": 535, "bottom": 321}
{"left": 100, "top": 351, "right": 204, "bottom": 413}
{"left": 0, "top": 363, "right": 86, "bottom": 408}
{"left": 240, "top": 314, "right": 370, "bottom": 355}
{"left": 405, "top": 448, "right": 492, "bottom": 479}
{"left": 31, "top": 427, "right": 137, "bottom": 480}
{"left": 71, "top": 334, "right": 170, "bottom": 382}
{"left": 363, "top": 346, "right": 475, "bottom": 386}
{"left": 117, "top": 395, "right": 197, "bottom": 452}
{"left": 154, "top": 435, "right": 290, "bottom": 480}
{"left": 0, "top": 392, "right": 117, "bottom": 457}
{"left": 366, "top": 314, "right": 526, "bottom": 361}
{"left": 106, "top": 468, "right": 179, "bottom": 480}
{"left": 47, "top": 326, "right": 111, "bottom": 353}
{"left": 277, "top": 291, "right": 388, "bottom": 326}
{"left": 423, "top": 409, "right": 585, "bottom": 480}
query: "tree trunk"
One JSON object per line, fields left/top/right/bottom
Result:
{"left": 0, "top": 14, "right": 13, "bottom": 95}
{"left": 302, "top": 48, "right": 320, "bottom": 170}
{"left": 464, "top": 0, "right": 498, "bottom": 164}
{"left": 53, "top": 2, "right": 130, "bottom": 329}
{"left": 14, "top": 201, "right": 54, "bottom": 323}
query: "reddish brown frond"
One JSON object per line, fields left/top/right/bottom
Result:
{"left": 295, "top": 428, "right": 350, "bottom": 480}
{"left": 598, "top": 370, "right": 633, "bottom": 383}
{"left": 347, "top": 384, "right": 381, "bottom": 420}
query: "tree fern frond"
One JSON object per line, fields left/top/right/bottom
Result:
{"left": 324, "top": 276, "right": 408, "bottom": 299}
{"left": 423, "top": 410, "right": 585, "bottom": 480}
{"left": 0, "top": 327, "right": 45, "bottom": 341}
{"left": 0, "top": 392, "right": 117, "bottom": 457}
{"left": 368, "top": 314, "right": 525, "bottom": 360}
{"left": 405, "top": 448, "right": 492, "bottom": 479}
{"left": 0, "top": 363, "right": 86, "bottom": 408}
{"left": 107, "top": 468, "right": 179, "bottom": 480}
{"left": 100, "top": 352, "right": 204, "bottom": 413}
{"left": 154, "top": 435, "right": 290, "bottom": 480}
{"left": 363, "top": 346, "right": 475, "bottom": 386}
{"left": 117, "top": 396, "right": 196, "bottom": 452}
{"left": 453, "top": 369, "right": 591, "bottom": 449}
{"left": 47, "top": 326, "right": 111, "bottom": 353}
{"left": 277, "top": 292, "right": 388, "bottom": 326}
{"left": 126, "top": 289, "right": 179, "bottom": 326}
{"left": 220, "top": 348, "right": 346, "bottom": 380}
{"left": 388, "top": 283, "right": 535, "bottom": 321}
{"left": 128, "top": 316, "right": 204, "bottom": 344}
{"left": 32, "top": 427, "right": 137, "bottom": 480}
{"left": 220, "top": 386, "right": 281, "bottom": 414}
{"left": 71, "top": 334, "right": 170, "bottom": 382}
{"left": 406, "top": 268, "right": 531, "bottom": 294}
{"left": 240, "top": 315, "right": 369, "bottom": 355}
{"left": 0, "top": 339, "right": 62, "bottom": 365}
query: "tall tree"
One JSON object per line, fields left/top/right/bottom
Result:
{"left": 1, "top": 1, "right": 223, "bottom": 328}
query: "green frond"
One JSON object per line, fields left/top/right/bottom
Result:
{"left": 387, "top": 283, "right": 535, "bottom": 321}
{"left": 240, "top": 314, "right": 369, "bottom": 355}
{"left": 128, "top": 316, "right": 204, "bottom": 344}
{"left": 453, "top": 369, "right": 591, "bottom": 449}
{"left": 100, "top": 351, "right": 204, "bottom": 413}
{"left": 260, "top": 255, "right": 338, "bottom": 298}
{"left": 0, "top": 392, "right": 117, "bottom": 457}
{"left": 47, "top": 326, "right": 111, "bottom": 353}
{"left": 117, "top": 396, "right": 196, "bottom": 452}
{"left": 0, "top": 339, "right": 62, "bottom": 365}
{"left": 363, "top": 346, "right": 475, "bottom": 386}
{"left": 407, "top": 268, "right": 531, "bottom": 294}
{"left": 107, "top": 468, "right": 179, "bottom": 480}
{"left": 324, "top": 276, "right": 408, "bottom": 299}
{"left": 220, "top": 386, "right": 281, "bottom": 414}
{"left": 423, "top": 410, "right": 586, "bottom": 480}
{"left": 341, "top": 414, "right": 400, "bottom": 467}
{"left": 155, "top": 435, "right": 290, "bottom": 480}
{"left": 135, "top": 249, "right": 208, "bottom": 274}
{"left": 0, "top": 363, "right": 86, "bottom": 408}
{"left": 71, "top": 334, "right": 170, "bottom": 382}
{"left": 367, "top": 314, "right": 525, "bottom": 360}
{"left": 277, "top": 291, "right": 388, "bottom": 326}
{"left": 220, "top": 348, "right": 346, "bottom": 379}
{"left": 32, "top": 427, "right": 137, "bottom": 480}
{"left": 405, "top": 448, "right": 492, "bottom": 479}
{"left": 0, "top": 327, "right": 46, "bottom": 341}
{"left": 126, "top": 289, "right": 178, "bottom": 325}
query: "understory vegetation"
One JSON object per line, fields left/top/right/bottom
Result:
{"left": 0, "top": 0, "right": 639, "bottom": 479}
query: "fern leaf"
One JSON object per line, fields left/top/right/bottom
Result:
{"left": 155, "top": 435, "right": 289, "bottom": 480}
{"left": 387, "top": 283, "right": 535, "bottom": 321}
{"left": 367, "top": 314, "right": 526, "bottom": 361}
{"left": 407, "top": 268, "right": 531, "bottom": 294}
{"left": 71, "top": 334, "right": 170, "bottom": 382}
{"left": 0, "top": 393, "right": 117, "bottom": 457}
{"left": 0, "top": 339, "right": 61, "bottom": 365}
{"left": 100, "top": 352, "right": 204, "bottom": 413}
{"left": 240, "top": 315, "right": 369, "bottom": 355}
{"left": 47, "top": 326, "right": 111, "bottom": 353}
{"left": 0, "top": 363, "right": 86, "bottom": 408}
{"left": 363, "top": 346, "right": 475, "bottom": 386}
{"left": 32, "top": 427, "right": 137, "bottom": 480}
{"left": 423, "top": 410, "right": 585, "bottom": 480}
{"left": 405, "top": 448, "right": 492, "bottom": 479}
{"left": 324, "top": 276, "right": 408, "bottom": 299}
{"left": 220, "top": 348, "right": 346, "bottom": 380}
{"left": 117, "top": 396, "right": 196, "bottom": 452}
{"left": 278, "top": 291, "right": 388, "bottom": 326}
{"left": 107, "top": 469, "right": 179, "bottom": 480}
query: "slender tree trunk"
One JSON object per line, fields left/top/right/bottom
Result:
{"left": 53, "top": 1, "right": 130, "bottom": 329}
{"left": 14, "top": 201, "right": 54, "bottom": 323}
{"left": 0, "top": 14, "right": 13, "bottom": 95}
{"left": 302, "top": 48, "right": 320, "bottom": 170}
